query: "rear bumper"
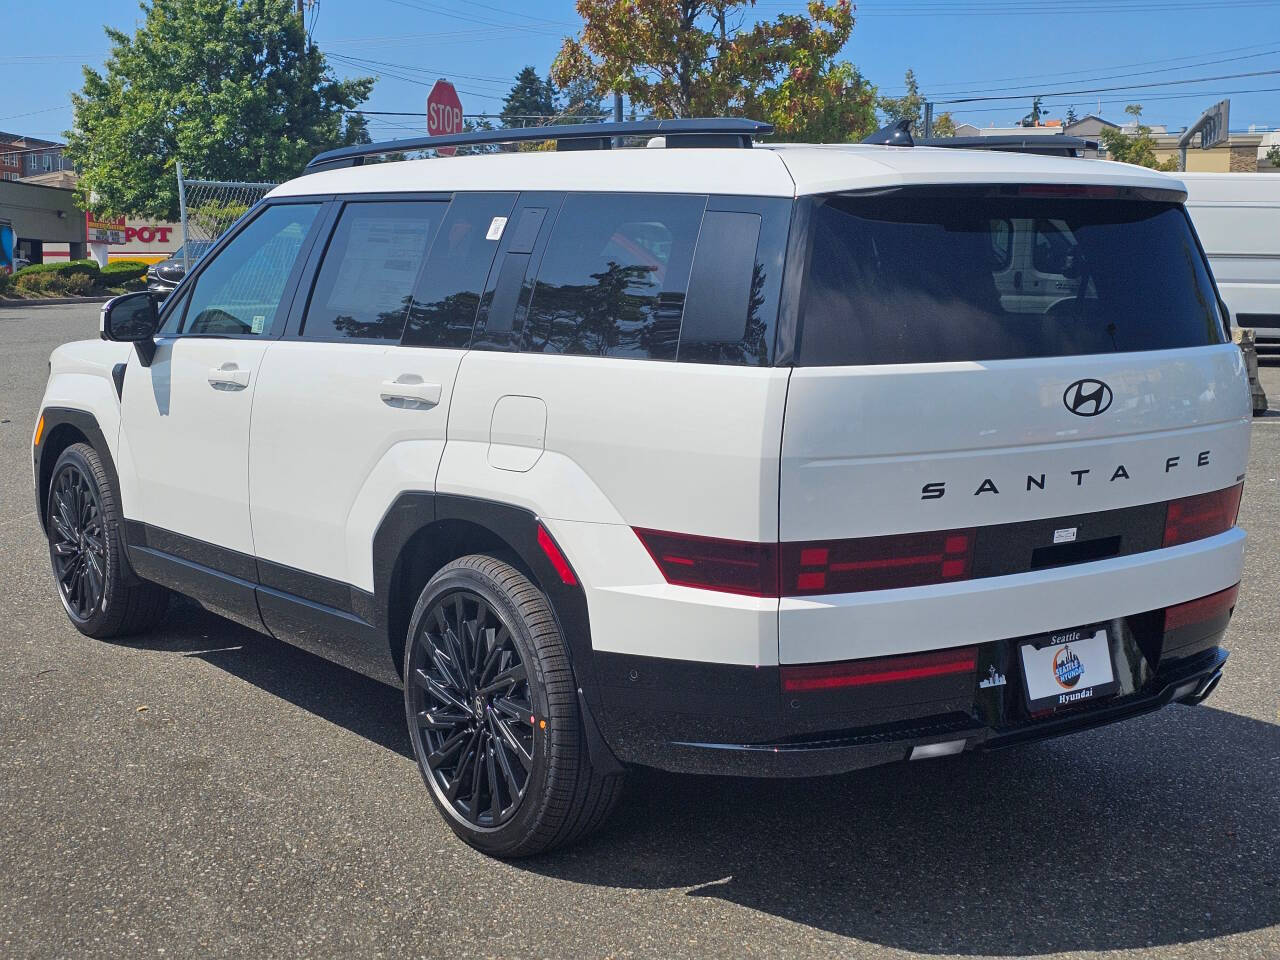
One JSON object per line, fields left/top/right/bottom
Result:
{"left": 656, "top": 648, "right": 1227, "bottom": 778}
{"left": 589, "top": 616, "right": 1233, "bottom": 777}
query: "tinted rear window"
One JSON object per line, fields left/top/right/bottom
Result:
{"left": 798, "top": 193, "right": 1225, "bottom": 366}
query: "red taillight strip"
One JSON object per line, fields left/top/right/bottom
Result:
{"left": 781, "top": 647, "right": 978, "bottom": 693}
{"left": 536, "top": 524, "right": 577, "bottom": 586}
{"left": 1165, "top": 583, "right": 1239, "bottom": 632}
{"left": 632, "top": 527, "right": 778, "bottom": 597}
{"left": 1163, "top": 484, "right": 1243, "bottom": 548}
{"left": 635, "top": 485, "right": 1242, "bottom": 599}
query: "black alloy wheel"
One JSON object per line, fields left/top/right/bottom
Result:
{"left": 49, "top": 462, "right": 107, "bottom": 621}
{"left": 44, "top": 442, "right": 169, "bottom": 639}
{"left": 408, "top": 588, "right": 536, "bottom": 829}
{"left": 404, "top": 555, "right": 623, "bottom": 856}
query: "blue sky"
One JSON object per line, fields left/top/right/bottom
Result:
{"left": 4, "top": 0, "right": 1280, "bottom": 143}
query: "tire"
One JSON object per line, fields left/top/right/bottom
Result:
{"left": 403, "top": 554, "right": 623, "bottom": 857}
{"left": 45, "top": 442, "right": 170, "bottom": 638}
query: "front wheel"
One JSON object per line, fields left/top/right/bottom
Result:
{"left": 404, "top": 554, "right": 622, "bottom": 857}
{"left": 45, "top": 442, "right": 169, "bottom": 638}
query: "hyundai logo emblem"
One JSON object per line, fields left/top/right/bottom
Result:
{"left": 1063, "top": 378, "right": 1113, "bottom": 417}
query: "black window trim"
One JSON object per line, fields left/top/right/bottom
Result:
{"left": 398, "top": 190, "right": 520, "bottom": 352}
{"left": 156, "top": 194, "right": 333, "bottom": 343}
{"left": 283, "top": 194, "right": 453, "bottom": 345}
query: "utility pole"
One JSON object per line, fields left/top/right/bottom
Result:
{"left": 612, "top": 90, "right": 623, "bottom": 148}
{"left": 923, "top": 102, "right": 934, "bottom": 139}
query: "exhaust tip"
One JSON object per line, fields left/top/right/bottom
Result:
{"left": 909, "top": 739, "right": 967, "bottom": 761}
{"left": 1178, "top": 669, "right": 1223, "bottom": 706}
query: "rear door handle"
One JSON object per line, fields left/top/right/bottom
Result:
{"left": 381, "top": 376, "right": 441, "bottom": 409}
{"left": 208, "top": 363, "right": 251, "bottom": 390}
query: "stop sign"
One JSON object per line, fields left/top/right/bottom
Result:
{"left": 427, "top": 79, "right": 464, "bottom": 157}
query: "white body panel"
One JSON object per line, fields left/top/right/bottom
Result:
{"left": 780, "top": 346, "right": 1250, "bottom": 539}
{"left": 116, "top": 337, "right": 267, "bottom": 554}
{"left": 248, "top": 341, "right": 464, "bottom": 590}
{"left": 438, "top": 351, "right": 789, "bottom": 664}
{"left": 777, "top": 344, "right": 1250, "bottom": 664}
{"left": 36, "top": 339, "right": 133, "bottom": 485}
{"left": 1181, "top": 172, "right": 1280, "bottom": 337}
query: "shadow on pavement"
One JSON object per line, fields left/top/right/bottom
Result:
{"left": 118, "top": 597, "right": 413, "bottom": 760}
{"left": 136, "top": 600, "right": 1280, "bottom": 955}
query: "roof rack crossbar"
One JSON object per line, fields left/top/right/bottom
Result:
{"left": 305, "top": 118, "right": 773, "bottom": 172}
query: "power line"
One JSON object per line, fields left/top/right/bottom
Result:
{"left": 899, "top": 46, "right": 1280, "bottom": 99}
{"left": 826, "top": 0, "right": 1280, "bottom": 13}
{"left": 937, "top": 67, "right": 1280, "bottom": 104}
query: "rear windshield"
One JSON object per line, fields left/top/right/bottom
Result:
{"left": 798, "top": 192, "right": 1225, "bottom": 366}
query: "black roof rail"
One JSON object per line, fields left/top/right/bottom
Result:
{"left": 861, "top": 119, "right": 914, "bottom": 147}
{"left": 916, "top": 135, "right": 1099, "bottom": 158}
{"left": 305, "top": 118, "right": 774, "bottom": 172}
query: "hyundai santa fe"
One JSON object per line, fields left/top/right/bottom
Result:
{"left": 32, "top": 119, "right": 1249, "bottom": 856}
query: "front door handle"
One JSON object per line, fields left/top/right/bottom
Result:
{"left": 381, "top": 376, "right": 441, "bottom": 409}
{"left": 208, "top": 363, "right": 251, "bottom": 390}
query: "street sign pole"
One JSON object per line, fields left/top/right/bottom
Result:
{"left": 1178, "top": 99, "right": 1230, "bottom": 171}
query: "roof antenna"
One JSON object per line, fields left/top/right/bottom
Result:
{"left": 861, "top": 118, "right": 914, "bottom": 147}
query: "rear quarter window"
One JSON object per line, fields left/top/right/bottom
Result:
{"left": 522, "top": 193, "right": 704, "bottom": 361}
{"left": 798, "top": 191, "right": 1226, "bottom": 366}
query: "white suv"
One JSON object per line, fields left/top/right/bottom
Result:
{"left": 33, "top": 120, "right": 1250, "bottom": 856}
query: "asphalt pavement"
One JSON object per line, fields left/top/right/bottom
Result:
{"left": 1, "top": 302, "right": 1277, "bottom": 960}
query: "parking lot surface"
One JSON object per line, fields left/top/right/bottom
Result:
{"left": 1, "top": 302, "right": 1277, "bottom": 960}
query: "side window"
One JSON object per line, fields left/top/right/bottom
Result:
{"left": 301, "top": 201, "right": 443, "bottom": 342}
{"left": 179, "top": 203, "right": 319, "bottom": 337}
{"left": 523, "top": 193, "right": 704, "bottom": 360}
{"left": 402, "top": 193, "right": 516, "bottom": 348}
{"left": 157, "top": 288, "right": 190, "bottom": 336}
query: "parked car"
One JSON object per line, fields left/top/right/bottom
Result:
{"left": 33, "top": 119, "right": 1249, "bottom": 857}
{"left": 146, "top": 240, "right": 214, "bottom": 296}
{"left": 1181, "top": 172, "right": 1280, "bottom": 349}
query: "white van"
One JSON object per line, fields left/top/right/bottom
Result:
{"left": 1181, "top": 172, "right": 1280, "bottom": 346}
{"left": 34, "top": 120, "right": 1250, "bottom": 855}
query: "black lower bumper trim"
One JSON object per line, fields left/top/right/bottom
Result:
{"left": 644, "top": 649, "right": 1228, "bottom": 778}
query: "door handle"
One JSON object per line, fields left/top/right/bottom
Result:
{"left": 208, "top": 363, "right": 251, "bottom": 390}
{"left": 381, "top": 376, "right": 441, "bottom": 409}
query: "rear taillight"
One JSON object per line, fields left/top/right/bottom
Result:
{"left": 781, "top": 647, "right": 978, "bottom": 693}
{"left": 1163, "top": 484, "right": 1243, "bottom": 548}
{"left": 1165, "top": 583, "right": 1239, "bottom": 632}
{"left": 634, "top": 527, "right": 976, "bottom": 598}
{"left": 780, "top": 529, "right": 975, "bottom": 596}
{"left": 632, "top": 528, "right": 778, "bottom": 597}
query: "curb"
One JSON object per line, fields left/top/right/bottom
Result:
{"left": 0, "top": 296, "right": 114, "bottom": 308}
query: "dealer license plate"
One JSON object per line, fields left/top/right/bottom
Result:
{"left": 1019, "top": 627, "right": 1117, "bottom": 712}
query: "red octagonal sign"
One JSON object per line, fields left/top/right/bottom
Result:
{"left": 427, "top": 79, "right": 464, "bottom": 157}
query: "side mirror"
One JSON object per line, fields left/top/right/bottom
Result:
{"left": 101, "top": 291, "right": 161, "bottom": 366}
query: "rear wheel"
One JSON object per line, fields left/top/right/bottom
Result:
{"left": 46, "top": 443, "right": 169, "bottom": 638}
{"left": 404, "top": 554, "right": 622, "bottom": 857}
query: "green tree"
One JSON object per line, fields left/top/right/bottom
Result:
{"left": 552, "top": 0, "right": 877, "bottom": 143}
{"left": 1020, "top": 95, "right": 1043, "bottom": 127}
{"left": 1099, "top": 104, "right": 1178, "bottom": 171}
{"left": 1266, "top": 144, "right": 1280, "bottom": 167}
{"left": 501, "top": 66, "right": 556, "bottom": 127}
{"left": 1065, "top": 105, "right": 1079, "bottom": 126}
{"left": 877, "top": 68, "right": 956, "bottom": 137}
{"left": 66, "top": 0, "right": 373, "bottom": 220}
{"left": 557, "top": 74, "right": 605, "bottom": 119}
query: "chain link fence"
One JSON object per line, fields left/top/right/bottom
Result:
{"left": 176, "top": 162, "right": 277, "bottom": 272}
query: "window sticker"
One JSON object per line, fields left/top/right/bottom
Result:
{"left": 251, "top": 315, "right": 266, "bottom": 334}
{"left": 486, "top": 216, "right": 508, "bottom": 241}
